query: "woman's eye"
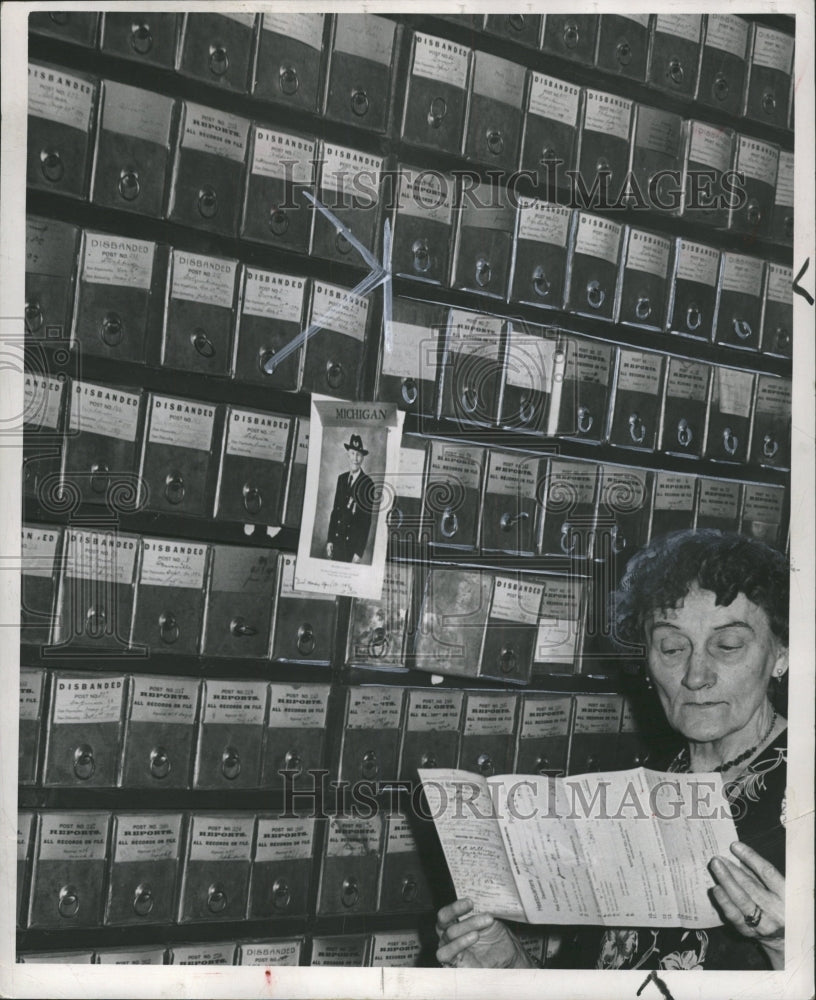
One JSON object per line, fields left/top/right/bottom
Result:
{"left": 660, "top": 645, "right": 686, "bottom": 656}
{"left": 716, "top": 644, "right": 742, "bottom": 653}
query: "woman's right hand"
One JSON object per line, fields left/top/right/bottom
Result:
{"left": 436, "top": 898, "right": 533, "bottom": 969}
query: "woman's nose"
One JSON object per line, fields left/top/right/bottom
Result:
{"left": 681, "top": 646, "right": 717, "bottom": 690}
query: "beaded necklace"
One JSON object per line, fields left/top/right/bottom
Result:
{"left": 668, "top": 710, "right": 777, "bottom": 775}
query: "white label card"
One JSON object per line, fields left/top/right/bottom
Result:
{"left": 254, "top": 818, "right": 315, "bottom": 861}
{"left": 517, "top": 199, "right": 571, "bottom": 246}
{"left": 101, "top": 81, "right": 173, "bottom": 144}
{"left": 742, "top": 485, "right": 784, "bottom": 521}
{"left": 21, "top": 527, "right": 58, "bottom": 578}
{"left": 705, "top": 15, "right": 749, "bottom": 58}
{"left": 548, "top": 461, "right": 597, "bottom": 505}
{"left": 406, "top": 690, "right": 463, "bottom": 732}
{"left": 574, "top": 214, "right": 622, "bottom": 264}
{"left": 23, "top": 373, "right": 63, "bottom": 430}
{"left": 688, "top": 123, "right": 733, "bottom": 173}
{"left": 698, "top": 480, "right": 740, "bottom": 518}
{"left": 139, "top": 539, "right": 207, "bottom": 590}
{"left": 28, "top": 64, "right": 93, "bottom": 130}
{"left": 520, "top": 696, "right": 571, "bottom": 738}
{"left": 505, "top": 331, "right": 557, "bottom": 392}
{"left": 171, "top": 252, "right": 236, "bottom": 309}
{"left": 251, "top": 128, "right": 314, "bottom": 184}
{"left": 412, "top": 33, "right": 469, "bottom": 89}
{"left": 656, "top": 14, "right": 701, "bottom": 43}
{"left": 428, "top": 443, "right": 482, "bottom": 491}
{"left": 52, "top": 676, "right": 126, "bottom": 725}
{"left": 240, "top": 942, "right": 301, "bottom": 966}
{"left": 626, "top": 230, "right": 671, "bottom": 277}
{"left": 737, "top": 137, "right": 779, "bottom": 184}
{"left": 754, "top": 377, "right": 792, "bottom": 417}
{"left": 326, "top": 818, "right": 381, "bottom": 856}
{"left": 64, "top": 531, "right": 137, "bottom": 583}
{"left": 263, "top": 12, "right": 324, "bottom": 49}
{"left": 463, "top": 695, "right": 516, "bottom": 736}
{"left": 676, "top": 241, "right": 720, "bottom": 286}
{"left": 181, "top": 102, "right": 248, "bottom": 161}
{"left": 334, "top": 13, "right": 395, "bottom": 64}
{"left": 716, "top": 369, "right": 754, "bottom": 418}
{"left": 654, "top": 473, "right": 696, "bottom": 511}
{"left": 189, "top": 817, "right": 253, "bottom": 861}
{"left": 203, "top": 680, "right": 267, "bottom": 726}
{"left": 528, "top": 73, "right": 580, "bottom": 124}
{"left": 82, "top": 233, "right": 154, "bottom": 290}
{"left": 616, "top": 351, "right": 663, "bottom": 395}
{"left": 766, "top": 264, "right": 792, "bottom": 304}
{"left": 320, "top": 144, "right": 382, "bottom": 193}
{"left": 242, "top": 268, "right": 305, "bottom": 323}
{"left": 666, "top": 359, "right": 710, "bottom": 401}
{"left": 382, "top": 320, "right": 440, "bottom": 380}
{"left": 226, "top": 409, "right": 290, "bottom": 463}
{"left": 268, "top": 684, "right": 330, "bottom": 729}
{"left": 490, "top": 577, "right": 544, "bottom": 626}
{"left": 486, "top": 451, "right": 539, "bottom": 499}
{"left": 395, "top": 443, "right": 426, "bottom": 500}
{"left": 129, "top": 675, "right": 199, "bottom": 725}
{"left": 584, "top": 91, "right": 632, "bottom": 140}
{"left": 19, "top": 669, "right": 45, "bottom": 720}
{"left": 775, "top": 151, "right": 793, "bottom": 206}
{"left": 346, "top": 687, "right": 402, "bottom": 729}
{"left": 38, "top": 814, "right": 109, "bottom": 861}
{"left": 69, "top": 381, "right": 140, "bottom": 441}
{"left": 573, "top": 696, "right": 622, "bottom": 734}
{"left": 311, "top": 282, "right": 368, "bottom": 340}
{"left": 752, "top": 26, "right": 794, "bottom": 74}
{"left": 721, "top": 254, "right": 764, "bottom": 296}
{"left": 113, "top": 814, "right": 182, "bottom": 863}
{"left": 473, "top": 50, "right": 526, "bottom": 106}
{"left": 396, "top": 169, "right": 454, "bottom": 225}
{"left": 148, "top": 396, "right": 215, "bottom": 452}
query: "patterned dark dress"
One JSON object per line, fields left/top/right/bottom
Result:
{"left": 555, "top": 729, "right": 787, "bottom": 971}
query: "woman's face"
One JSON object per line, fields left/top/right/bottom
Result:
{"left": 645, "top": 584, "right": 787, "bottom": 744}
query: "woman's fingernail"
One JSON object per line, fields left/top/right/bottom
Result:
{"left": 710, "top": 857, "right": 724, "bottom": 872}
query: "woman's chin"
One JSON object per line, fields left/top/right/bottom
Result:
{"left": 674, "top": 704, "right": 730, "bottom": 742}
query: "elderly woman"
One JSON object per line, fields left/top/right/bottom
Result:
{"left": 436, "top": 530, "right": 788, "bottom": 972}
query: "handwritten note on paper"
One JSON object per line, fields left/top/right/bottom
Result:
{"left": 422, "top": 767, "right": 738, "bottom": 927}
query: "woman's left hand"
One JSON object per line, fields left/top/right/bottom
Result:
{"left": 710, "top": 841, "right": 785, "bottom": 969}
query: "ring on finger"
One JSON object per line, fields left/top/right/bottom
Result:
{"left": 745, "top": 903, "right": 763, "bottom": 928}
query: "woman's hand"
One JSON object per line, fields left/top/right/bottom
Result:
{"left": 436, "top": 898, "right": 533, "bottom": 969}
{"left": 710, "top": 841, "right": 785, "bottom": 969}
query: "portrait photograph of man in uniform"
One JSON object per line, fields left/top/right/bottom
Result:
{"left": 326, "top": 434, "right": 375, "bottom": 564}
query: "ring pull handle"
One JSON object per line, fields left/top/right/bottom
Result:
{"left": 284, "top": 749, "right": 303, "bottom": 774}
{"left": 361, "top": 750, "right": 379, "bottom": 781}
{"left": 207, "top": 883, "right": 228, "bottom": 913}
{"left": 73, "top": 744, "right": 95, "bottom": 780}
{"left": 746, "top": 199, "right": 762, "bottom": 227}
{"left": 369, "top": 625, "right": 388, "bottom": 659}
{"left": 486, "top": 129, "right": 504, "bottom": 155}
{"left": 733, "top": 318, "right": 752, "bottom": 341}
{"left": 230, "top": 616, "right": 258, "bottom": 637}
{"left": 428, "top": 96, "right": 448, "bottom": 128}
{"left": 90, "top": 461, "right": 110, "bottom": 495}
{"left": 149, "top": 745, "right": 171, "bottom": 780}
{"left": 208, "top": 44, "right": 229, "bottom": 77}
{"left": 420, "top": 751, "right": 438, "bottom": 768}
{"left": 498, "top": 646, "right": 517, "bottom": 675}
{"left": 191, "top": 328, "right": 216, "bottom": 358}
{"left": 784, "top": 214, "right": 793, "bottom": 240}
{"left": 40, "top": 149, "right": 64, "bottom": 183}
{"left": 540, "top": 146, "right": 557, "bottom": 163}
{"left": 130, "top": 21, "right": 153, "bottom": 54}
{"left": 132, "top": 882, "right": 155, "bottom": 917}
{"left": 387, "top": 506, "right": 404, "bottom": 531}
{"left": 341, "top": 876, "right": 360, "bottom": 908}
{"left": 713, "top": 73, "right": 730, "bottom": 101}
{"left": 507, "top": 14, "right": 525, "bottom": 32}
{"left": 475, "top": 257, "right": 492, "bottom": 288}
{"left": 272, "top": 878, "right": 292, "bottom": 911}
{"left": 58, "top": 884, "right": 80, "bottom": 918}
{"left": 411, "top": 238, "right": 431, "bottom": 273}
{"left": 686, "top": 304, "right": 702, "bottom": 331}
{"left": 440, "top": 507, "right": 459, "bottom": 539}
{"left": 335, "top": 231, "right": 352, "bottom": 255}
{"left": 164, "top": 472, "right": 185, "bottom": 505}
{"left": 25, "top": 299, "right": 44, "bottom": 333}
{"left": 586, "top": 280, "right": 605, "bottom": 309}
{"left": 476, "top": 753, "right": 495, "bottom": 777}
{"left": 635, "top": 296, "right": 652, "bottom": 321}
{"left": 221, "top": 746, "right": 241, "bottom": 781}
{"left": 774, "top": 327, "right": 791, "bottom": 353}
{"left": 532, "top": 266, "right": 551, "bottom": 298}
{"left": 763, "top": 434, "right": 779, "bottom": 459}
{"left": 559, "top": 523, "right": 576, "bottom": 555}
{"left": 401, "top": 378, "right": 419, "bottom": 406}
{"left": 722, "top": 427, "right": 739, "bottom": 456}
{"left": 260, "top": 348, "right": 277, "bottom": 376}
{"left": 269, "top": 207, "right": 289, "bottom": 236}
{"left": 669, "top": 58, "right": 685, "bottom": 85}
{"left": 326, "top": 360, "right": 344, "bottom": 389}
{"left": 461, "top": 385, "right": 479, "bottom": 415}
{"left": 297, "top": 622, "right": 315, "bottom": 655}
{"left": 85, "top": 606, "right": 107, "bottom": 636}
{"left": 534, "top": 755, "right": 551, "bottom": 776}
{"left": 401, "top": 875, "right": 419, "bottom": 902}
{"left": 100, "top": 311, "right": 124, "bottom": 347}
{"left": 676, "top": 418, "right": 693, "bottom": 448}
{"left": 577, "top": 405, "right": 594, "bottom": 434}
{"left": 242, "top": 482, "right": 263, "bottom": 515}
{"left": 351, "top": 88, "right": 370, "bottom": 117}
{"left": 500, "top": 511, "right": 529, "bottom": 532}
{"left": 519, "top": 394, "right": 536, "bottom": 425}
{"left": 616, "top": 40, "right": 632, "bottom": 66}
{"left": 628, "top": 412, "right": 646, "bottom": 444}
{"left": 118, "top": 169, "right": 140, "bottom": 202}
{"left": 280, "top": 65, "right": 299, "bottom": 95}
{"left": 49, "top": 11, "right": 70, "bottom": 25}
{"left": 158, "top": 611, "right": 179, "bottom": 645}
{"left": 761, "top": 90, "right": 777, "bottom": 115}
{"left": 197, "top": 186, "right": 218, "bottom": 219}
{"left": 610, "top": 524, "right": 627, "bottom": 555}
{"left": 563, "top": 22, "right": 579, "bottom": 48}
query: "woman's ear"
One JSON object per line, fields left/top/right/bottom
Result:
{"left": 772, "top": 646, "right": 789, "bottom": 678}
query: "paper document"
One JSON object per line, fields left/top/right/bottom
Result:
{"left": 419, "top": 768, "right": 738, "bottom": 927}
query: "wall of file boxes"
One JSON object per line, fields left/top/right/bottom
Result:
{"left": 20, "top": 10, "right": 793, "bottom": 964}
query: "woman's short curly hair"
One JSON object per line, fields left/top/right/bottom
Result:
{"left": 612, "top": 529, "right": 789, "bottom": 649}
